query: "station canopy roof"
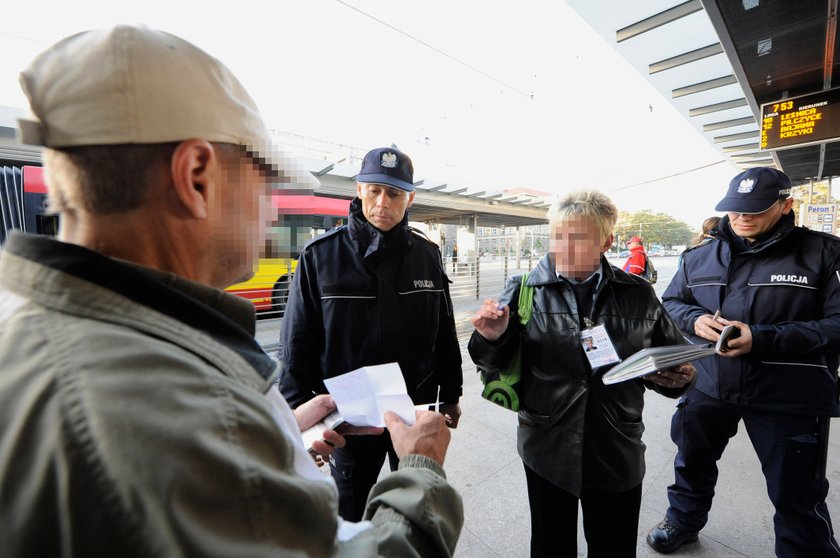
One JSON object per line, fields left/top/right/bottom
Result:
{"left": 0, "top": 106, "right": 551, "bottom": 230}
{"left": 309, "top": 159, "right": 550, "bottom": 229}
{"left": 566, "top": 0, "right": 840, "bottom": 183}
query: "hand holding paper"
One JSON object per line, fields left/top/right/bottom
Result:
{"left": 385, "top": 410, "right": 450, "bottom": 465}
{"left": 323, "top": 363, "right": 417, "bottom": 427}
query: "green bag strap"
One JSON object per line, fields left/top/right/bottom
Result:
{"left": 517, "top": 272, "right": 535, "bottom": 325}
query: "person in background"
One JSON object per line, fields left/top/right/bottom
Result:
{"left": 469, "top": 189, "right": 695, "bottom": 558}
{"left": 690, "top": 216, "right": 721, "bottom": 247}
{"left": 623, "top": 235, "right": 647, "bottom": 277}
{"left": 0, "top": 25, "right": 462, "bottom": 557}
{"left": 279, "top": 146, "right": 463, "bottom": 522}
{"left": 647, "top": 167, "right": 840, "bottom": 556}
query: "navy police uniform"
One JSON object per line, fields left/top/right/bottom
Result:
{"left": 278, "top": 196, "right": 462, "bottom": 520}
{"left": 661, "top": 209, "right": 840, "bottom": 557}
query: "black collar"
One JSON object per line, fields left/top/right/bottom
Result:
{"left": 717, "top": 210, "right": 795, "bottom": 253}
{"left": 347, "top": 197, "right": 412, "bottom": 259}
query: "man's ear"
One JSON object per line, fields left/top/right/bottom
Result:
{"left": 170, "top": 139, "right": 216, "bottom": 219}
{"left": 781, "top": 197, "right": 795, "bottom": 214}
{"left": 602, "top": 233, "right": 614, "bottom": 253}
{"left": 406, "top": 191, "right": 416, "bottom": 208}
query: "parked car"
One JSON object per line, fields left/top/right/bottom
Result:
{"left": 648, "top": 248, "right": 664, "bottom": 257}
{"left": 619, "top": 250, "right": 630, "bottom": 258}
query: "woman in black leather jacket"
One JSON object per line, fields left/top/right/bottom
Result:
{"left": 469, "top": 190, "right": 695, "bottom": 558}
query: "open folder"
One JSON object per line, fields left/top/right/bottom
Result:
{"left": 601, "top": 343, "right": 715, "bottom": 385}
{"left": 600, "top": 324, "right": 741, "bottom": 385}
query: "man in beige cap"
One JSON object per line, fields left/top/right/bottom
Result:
{"left": 0, "top": 25, "right": 462, "bottom": 557}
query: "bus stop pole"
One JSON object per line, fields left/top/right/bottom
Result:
{"left": 473, "top": 215, "right": 480, "bottom": 300}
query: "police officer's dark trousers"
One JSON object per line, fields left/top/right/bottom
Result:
{"left": 329, "top": 430, "right": 399, "bottom": 521}
{"left": 666, "top": 388, "right": 840, "bottom": 557}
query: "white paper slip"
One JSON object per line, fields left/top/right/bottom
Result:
{"left": 323, "top": 363, "right": 416, "bottom": 427}
{"left": 601, "top": 344, "right": 715, "bottom": 385}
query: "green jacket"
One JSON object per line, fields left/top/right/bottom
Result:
{"left": 0, "top": 234, "right": 462, "bottom": 557}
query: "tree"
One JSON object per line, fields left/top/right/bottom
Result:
{"left": 614, "top": 210, "right": 694, "bottom": 249}
{"left": 791, "top": 179, "right": 838, "bottom": 205}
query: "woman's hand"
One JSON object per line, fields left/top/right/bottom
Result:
{"left": 645, "top": 363, "right": 695, "bottom": 388}
{"left": 471, "top": 299, "right": 510, "bottom": 341}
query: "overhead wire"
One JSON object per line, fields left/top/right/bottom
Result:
{"left": 335, "top": 0, "right": 532, "bottom": 98}
{"left": 608, "top": 160, "right": 729, "bottom": 191}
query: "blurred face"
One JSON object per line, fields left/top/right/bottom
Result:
{"left": 550, "top": 216, "right": 613, "bottom": 279}
{"left": 211, "top": 150, "right": 273, "bottom": 287}
{"left": 627, "top": 240, "right": 642, "bottom": 249}
{"left": 727, "top": 198, "right": 793, "bottom": 242}
{"left": 357, "top": 182, "right": 415, "bottom": 232}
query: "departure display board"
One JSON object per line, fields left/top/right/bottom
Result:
{"left": 760, "top": 88, "right": 840, "bottom": 151}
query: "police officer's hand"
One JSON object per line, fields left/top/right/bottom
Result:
{"left": 295, "top": 394, "right": 384, "bottom": 464}
{"left": 385, "top": 410, "right": 450, "bottom": 466}
{"left": 715, "top": 318, "right": 753, "bottom": 357}
{"left": 438, "top": 403, "right": 461, "bottom": 429}
{"left": 694, "top": 312, "right": 726, "bottom": 342}
{"left": 294, "top": 394, "right": 337, "bottom": 430}
{"left": 472, "top": 299, "right": 509, "bottom": 341}
{"left": 646, "top": 363, "right": 695, "bottom": 388}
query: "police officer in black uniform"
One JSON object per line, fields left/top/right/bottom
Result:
{"left": 278, "top": 146, "right": 463, "bottom": 522}
{"left": 647, "top": 167, "right": 840, "bottom": 557}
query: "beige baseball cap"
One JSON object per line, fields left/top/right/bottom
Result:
{"left": 17, "top": 24, "right": 316, "bottom": 187}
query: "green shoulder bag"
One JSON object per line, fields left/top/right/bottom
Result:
{"left": 479, "top": 272, "right": 535, "bottom": 411}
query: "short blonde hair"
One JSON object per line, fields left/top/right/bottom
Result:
{"left": 546, "top": 190, "right": 618, "bottom": 242}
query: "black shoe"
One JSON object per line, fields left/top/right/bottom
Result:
{"left": 646, "top": 518, "right": 699, "bottom": 554}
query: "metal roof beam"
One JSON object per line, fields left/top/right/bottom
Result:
{"left": 672, "top": 74, "right": 737, "bottom": 98}
{"left": 730, "top": 151, "right": 772, "bottom": 160}
{"left": 314, "top": 163, "right": 334, "bottom": 177}
{"left": 824, "top": 0, "right": 838, "bottom": 89}
{"left": 818, "top": 0, "right": 838, "bottom": 179}
{"left": 703, "top": 116, "right": 755, "bottom": 132}
{"left": 616, "top": 0, "right": 702, "bottom": 42}
{"left": 649, "top": 43, "right": 723, "bottom": 74}
{"left": 689, "top": 98, "right": 748, "bottom": 117}
{"left": 721, "top": 142, "right": 760, "bottom": 152}
{"left": 738, "top": 159, "right": 775, "bottom": 168}
{"left": 714, "top": 131, "right": 759, "bottom": 143}
{"left": 700, "top": 0, "right": 764, "bottom": 125}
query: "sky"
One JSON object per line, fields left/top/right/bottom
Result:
{"left": 0, "top": 0, "right": 740, "bottom": 229}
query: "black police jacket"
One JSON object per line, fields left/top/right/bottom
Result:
{"left": 278, "top": 198, "right": 462, "bottom": 408}
{"left": 663, "top": 211, "right": 840, "bottom": 416}
{"left": 468, "top": 255, "right": 688, "bottom": 496}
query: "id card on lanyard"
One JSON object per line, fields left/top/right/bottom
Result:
{"left": 581, "top": 324, "right": 621, "bottom": 368}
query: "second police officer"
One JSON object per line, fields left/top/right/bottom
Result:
{"left": 279, "top": 146, "right": 463, "bottom": 522}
